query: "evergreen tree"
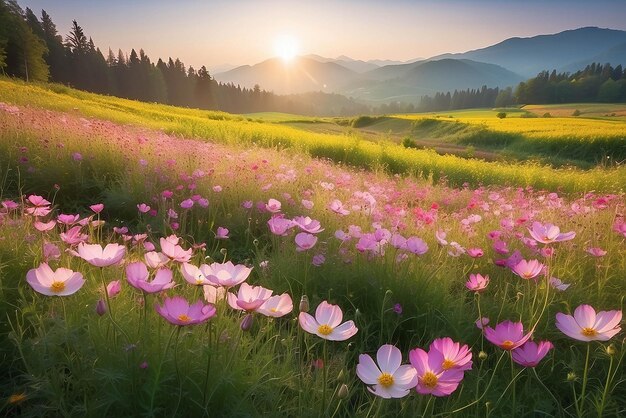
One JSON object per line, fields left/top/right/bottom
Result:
{"left": 40, "top": 9, "right": 67, "bottom": 82}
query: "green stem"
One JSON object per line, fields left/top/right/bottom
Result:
{"left": 422, "top": 396, "right": 433, "bottom": 417}
{"left": 511, "top": 353, "right": 516, "bottom": 414}
{"left": 100, "top": 269, "right": 131, "bottom": 344}
{"left": 321, "top": 340, "right": 328, "bottom": 417}
{"left": 202, "top": 322, "right": 213, "bottom": 405}
{"left": 532, "top": 367, "right": 563, "bottom": 417}
{"left": 148, "top": 326, "right": 177, "bottom": 415}
{"left": 579, "top": 344, "right": 591, "bottom": 418}
{"left": 598, "top": 349, "right": 614, "bottom": 417}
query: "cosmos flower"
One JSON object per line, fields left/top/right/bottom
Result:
{"left": 528, "top": 221, "right": 575, "bottom": 244}
{"left": 511, "top": 341, "right": 553, "bottom": 367}
{"left": 26, "top": 263, "right": 85, "bottom": 296}
{"left": 556, "top": 304, "right": 622, "bottom": 342}
{"left": 484, "top": 320, "right": 533, "bottom": 351}
{"left": 356, "top": 344, "right": 417, "bottom": 398}
{"left": 299, "top": 301, "right": 358, "bottom": 341}
{"left": 155, "top": 296, "right": 216, "bottom": 326}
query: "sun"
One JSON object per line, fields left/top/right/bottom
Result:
{"left": 274, "top": 35, "right": 299, "bottom": 62}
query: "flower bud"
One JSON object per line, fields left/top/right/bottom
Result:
{"left": 567, "top": 372, "right": 577, "bottom": 382}
{"left": 478, "top": 351, "right": 488, "bottom": 361}
{"left": 96, "top": 299, "right": 107, "bottom": 316}
{"left": 240, "top": 313, "right": 254, "bottom": 331}
{"left": 299, "top": 295, "right": 310, "bottom": 312}
{"left": 337, "top": 384, "right": 349, "bottom": 399}
{"left": 220, "top": 248, "right": 228, "bottom": 256}
{"left": 606, "top": 344, "right": 617, "bottom": 356}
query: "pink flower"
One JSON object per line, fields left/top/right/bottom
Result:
{"left": 556, "top": 304, "right": 622, "bottom": 342}
{"left": 89, "top": 203, "right": 104, "bottom": 214}
{"left": 390, "top": 234, "right": 407, "bottom": 249}
{"left": 267, "top": 215, "right": 294, "bottom": 236}
{"left": 106, "top": 280, "right": 122, "bottom": 298}
{"left": 409, "top": 347, "right": 464, "bottom": 397}
{"left": 435, "top": 230, "right": 448, "bottom": 246}
{"left": 293, "top": 216, "right": 324, "bottom": 234}
{"left": 137, "top": 203, "right": 151, "bottom": 213}
{"left": 465, "top": 273, "right": 489, "bottom": 292}
{"left": 126, "top": 261, "right": 175, "bottom": 293}
{"left": 356, "top": 344, "right": 417, "bottom": 399}
{"left": 215, "top": 227, "right": 229, "bottom": 239}
{"left": 43, "top": 242, "right": 61, "bottom": 261}
{"left": 299, "top": 301, "right": 358, "bottom": 341}
{"left": 406, "top": 237, "right": 428, "bottom": 255}
{"left": 312, "top": 254, "right": 326, "bottom": 266}
{"left": 549, "top": 277, "right": 571, "bottom": 291}
{"left": 77, "top": 243, "right": 126, "bottom": 267}
{"left": 34, "top": 220, "right": 56, "bottom": 232}
{"left": 528, "top": 221, "right": 575, "bottom": 244}
{"left": 295, "top": 232, "right": 317, "bottom": 251}
{"left": 266, "top": 198, "right": 282, "bottom": 213}
{"left": 329, "top": 199, "right": 350, "bottom": 215}
{"left": 181, "top": 263, "right": 212, "bottom": 285}
{"left": 1, "top": 200, "right": 19, "bottom": 211}
{"left": 484, "top": 320, "right": 533, "bottom": 351}
{"left": 203, "top": 284, "right": 226, "bottom": 304}
{"left": 26, "top": 263, "right": 85, "bottom": 296}
{"left": 227, "top": 282, "right": 273, "bottom": 312}
{"left": 512, "top": 341, "right": 553, "bottom": 367}
{"left": 586, "top": 247, "right": 607, "bottom": 257}
{"left": 57, "top": 213, "right": 80, "bottom": 225}
{"left": 180, "top": 199, "right": 194, "bottom": 209}
{"left": 493, "top": 240, "right": 509, "bottom": 254}
{"left": 160, "top": 236, "right": 192, "bottom": 263}
{"left": 467, "top": 248, "right": 484, "bottom": 258}
{"left": 257, "top": 293, "right": 293, "bottom": 317}
{"left": 512, "top": 259, "right": 544, "bottom": 280}
{"left": 60, "top": 225, "right": 89, "bottom": 245}
{"left": 155, "top": 296, "right": 216, "bottom": 326}
{"left": 429, "top": 337, "right": 473, "bottom": 371}
{"left": 144, "top": 251, "right": 169, "bottom": 268}
{"left": 25, "top": 195, "right": 51, "bottom": 217}
{"left": 205, "top": 261, "right": 252, "bottom": 288}
{"left": 475, "top": 317, "right": 490, "bottom": 330}
{"left": 197, "top": 198, "right": 209, "bottom": 208}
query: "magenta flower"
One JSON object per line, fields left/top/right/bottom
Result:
{"left": 227, "top": 282, "right": 273, "bottom": 312}
{"left": 406, "top": 237, "right": 428, "bottom": 255}
{"left": 26, "top": 263, "right": 85, "bottom": 296}
{"left": 512, "top": 341, "right": 554, "bottom": 367}
{"left": 293, "top": 216, "right": 324, "bottom": 234}
{"left": 484, "top": 320, "right": 533, "bottom": 351}
{"left": 586, "top": 247, "right": 607, "bottom": 257}
{"left": 180, "top": 199, "right": 194, "bottom": 209}
{"left": 126, "top": 261, "right": 175, "bottom": 293}
{"left": 160, "top": 235, "right": 192, "bottom": 263}
{"left": 205, "top": 261, "right": 252, "bottom": 288}
{"left": 409, "top": 347, "right": 464, "bottom": 397}
{"left": 57, "top": 213, "right": 80, "bottom": 225}
{"left": 267, "top": 215, "right": 294, "bottom": 236}
{"left": 60, "top": 225, "right": 89, "bottom": 245}
{"left": 512, "top": 259, "right": 544, "bottom": 280}
{"left": 295, "top": 232, "right": 318, "bottom": 251}
{"left": 556, "top": 304, "right": 622, "bottom": 342}
{"left": 25, "top": 195, "right": 52, "bottom": 217}
{"left": 467, "top": 248, "right": 484, "bottom": 258}
{"left": 215, "top": 227, "right": 229, "bottom": 239}
{"left": 329, "top": 199, "right": 350, "bottom": 215}
{"left": 266, "top": 198, "right": 282, "bottom": 213}
{"left": 466, "top": 273, "right": 489, "bottom": 292}
{"left": 155, "top": 296, "right": 216, "bottom": 326}
{"left": 89, "top": 203, "right": 104, "bottom": 214}
{"left": 34, "top": 220, "right": 56, "bottom": 232}
{"left": 429, "top": 337, "right": 473, "bottom": 371}
{"left": 299, "top": 301, "right": 358, "bottom": 341}
{"left": 356, "top": 344, "right": 417, "bottom": 399}
{"left": 106, "top": 280, "right": 122, "bottom": 298}
{"left": 137, "top": 203, "right": 151, "bottom": 213}
{"left": 528, "top": 221, "right": 575, "bottom": 244}
{"left": 256, "top": 293, "right": 293, "bottom": 317}
{"left": 77, "top": 243, "right": 126, "bottom": 267}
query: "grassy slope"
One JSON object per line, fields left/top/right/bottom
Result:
{"left": 0, "top": 78, "right": 624, "bottom": 192}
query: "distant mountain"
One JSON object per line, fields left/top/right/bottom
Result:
{"left": 208, "top": 63, "right": 239, "bottom": 74}
{"left": 342, "top": 59, "right": 523, "bottom": 103}
{"left": 303, "top": 54, "right": 380, "bottom": 73}
{"left": 367, "top": 58, "right": 422, "bottom": 67}
{"left": 562, "top": 42, "right": 626, "bottom": 73}
{"left": 432, "top": 27, "right": 626, "bottom": 77}
{"left": 214, "top": 57, "right": 361, "bottom": 94}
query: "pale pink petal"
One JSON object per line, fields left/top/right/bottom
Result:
{"left": 376, "top": 344, "right": 402, "bottom": 374}
{"left": 356, "top": 354, "right": 381, "bottom": 385}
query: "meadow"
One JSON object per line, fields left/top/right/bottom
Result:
{"left": 0, "top": 78, "right": 625, "bottom": 417}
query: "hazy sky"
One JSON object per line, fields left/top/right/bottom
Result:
{"left": 21, "top": 0, "right": 626, "bottom": 71}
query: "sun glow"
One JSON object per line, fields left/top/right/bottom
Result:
{"left": 274, "top": 35, "right": 299, "bottom": 62}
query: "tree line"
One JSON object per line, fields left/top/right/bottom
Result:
{"left": 415, "top": 63, "right": 626, "bottom": 112}
{"left": 0, "top": 0, "right": 370, "bottom": 116}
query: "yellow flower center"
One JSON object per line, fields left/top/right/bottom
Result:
{"left": 177, "top": 314, "right": 191, "bottom": 323}
{"left": 317, "top": 324, "right": 333, "bottom": 335}
{"left": 377, "top": 373, "right": 394, "bottom": 388}
{"left": 270, "top": 308, "right": 278, "bottom": 313}
{"left": 50, "top": 281, "right": 66, "bottom": 293}
{"left": 581, "top": 327, "right": 597, "bottom": 337}
{"left": 196, "top": 279, "right": 204, "bottom": 285}
{"left": 442, "top": 359, "right": 456, "bottom": 370}
{"left": 501, "top": 340, "right": 515, "bottom": 350}
{"left": 421, "top": 372, "right": 438, "bottom": 389}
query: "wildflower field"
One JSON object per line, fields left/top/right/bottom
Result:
{"left": 0, "top": 78, "right": 625, "bottom": 417}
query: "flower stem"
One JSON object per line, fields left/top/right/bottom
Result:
{"left": 598, "top": 348, "right": 613, "bottom": 417}
{"left": 321, "top": 340, "right": 328, "bottom": 416}
{"left": 148, "top": 326, "right": 177, "bottom": 414}
{"left": 579, "top": 343, "right": 591, "bottom": 417}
